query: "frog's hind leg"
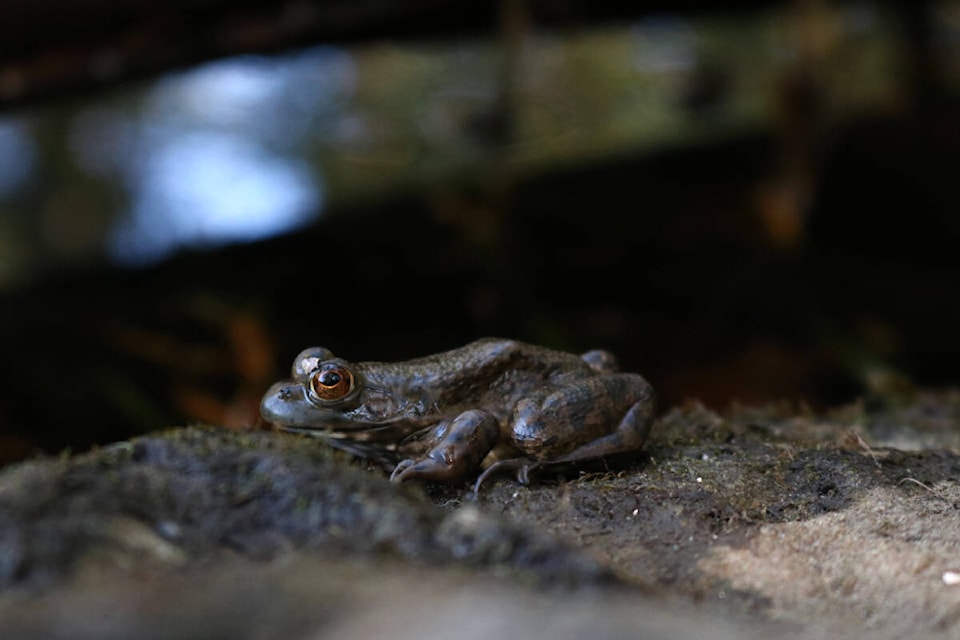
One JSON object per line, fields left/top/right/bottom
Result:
{"left": 511, "top": 373, "right": 656, "bottom": 463}
{"left": 580, "top": 349, "right": 620, "bottom": 373}
{"left": 546, "top": 394, "right": 655, "bottom": 465}
{"left": 390, "top": 409, "right": 499, "bottom": 485}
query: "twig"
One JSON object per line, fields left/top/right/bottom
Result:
{"left": 898, "top": 477, "right": 936, "bottom": 493}
{"left": 850, "top": 429, "right": 881, "bottom": 468}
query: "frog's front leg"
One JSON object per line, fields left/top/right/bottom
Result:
{"left": 390, "top": 409, "right": 499, "bottom": 485}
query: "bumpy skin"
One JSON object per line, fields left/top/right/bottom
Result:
{"left": 260, "top": 338, "right": 655, "bottom": 488}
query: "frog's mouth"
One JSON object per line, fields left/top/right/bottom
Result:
{"left": 260, "top": 381, "right": 362, "bottom": 429}
{"left": 260, "top": 381, "right": 431, "bottom": 436}
{"left": 260, "top": 380, "right": 438, "bottom": 466}
{"left": 270, "top": 421, "right": 409, "bottom": 466}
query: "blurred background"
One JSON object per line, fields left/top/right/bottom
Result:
{"left": 1, "top": 0, "right": 959, "bottom": 464}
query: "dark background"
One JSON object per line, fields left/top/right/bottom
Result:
{"left": 1, "top": 0, "right": 958, "bottom": 463}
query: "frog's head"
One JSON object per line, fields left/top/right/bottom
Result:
{"left": 260, "top": 347, "right": 411, "bottom": 433}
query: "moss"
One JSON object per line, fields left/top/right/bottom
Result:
{"left": 0, "top": 426, "right": 606, "bottom": 591}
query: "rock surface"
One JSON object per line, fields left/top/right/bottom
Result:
{"left": 2, "top": 393, "right": 960, "bottom": 639}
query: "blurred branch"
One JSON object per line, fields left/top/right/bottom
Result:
{"left": 0, "top": 0, "right": 493, "bottom": 110}
{"left": 5, "top": 0, "right": 936, "bottom": 112}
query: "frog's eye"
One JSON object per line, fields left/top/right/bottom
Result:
{"left": 309, "top": 363, "right": 355, "bottom": 402}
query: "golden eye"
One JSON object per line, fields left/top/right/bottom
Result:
{"left": 309, "top": 364, "right": 355, "bottom": 402}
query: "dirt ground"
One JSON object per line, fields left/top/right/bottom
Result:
{"left": 2, "top": 392, "right": 960, "bottom": 639}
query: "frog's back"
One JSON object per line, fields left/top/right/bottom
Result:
{"left": 415, "top": 338, "right": 587, "bottom": 379}
{"left": 358, "top": 338, "right": 591, "bottom": 417}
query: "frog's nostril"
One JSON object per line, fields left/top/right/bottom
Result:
{"left": 278, "top": 386, "right": 295, "bottom": 400}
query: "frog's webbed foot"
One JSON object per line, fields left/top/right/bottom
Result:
{"left": 390, "top": 409, "right": 498, "bottom": 485}
{"left": 471, "top": 458, "right": 540, "bottom": 496}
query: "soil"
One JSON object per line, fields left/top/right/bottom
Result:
{"left": 2, "top": 392, "right": 960, "bottom": 639}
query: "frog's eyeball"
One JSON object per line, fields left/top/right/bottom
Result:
{"left": 309, "top": 363, "right": 355, "bottom": 402}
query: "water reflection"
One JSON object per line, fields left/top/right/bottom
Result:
{"left": 632, "top": 16, "right": 697, "bottom": 73}
{"left": 109, "top": 131, "right": 321, "bottom": 265}
{"left": 112, "top": 50, "right": 359, "bottom": 263}
{"left": 0, "top": 119, "right": 36, "bottom": 196}
{"left": 74, "top": 47, "right": 355, "bottom": 265}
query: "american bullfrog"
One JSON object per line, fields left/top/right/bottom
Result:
{"left": 260, "top": 338, "right": 655, "bottom": 489}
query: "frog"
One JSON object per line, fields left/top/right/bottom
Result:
{"left": 260, "top": 338, "right": 655, "bottom": 490}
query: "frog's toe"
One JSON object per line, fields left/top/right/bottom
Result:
{"left": 471, "top": 458, "right": 540, "bottom": 495}
{"left": 389, "top": 459, "right": 416, "bottom": 482}
{"left": 390, "top": 450, "right": 471, "bottom": 485}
